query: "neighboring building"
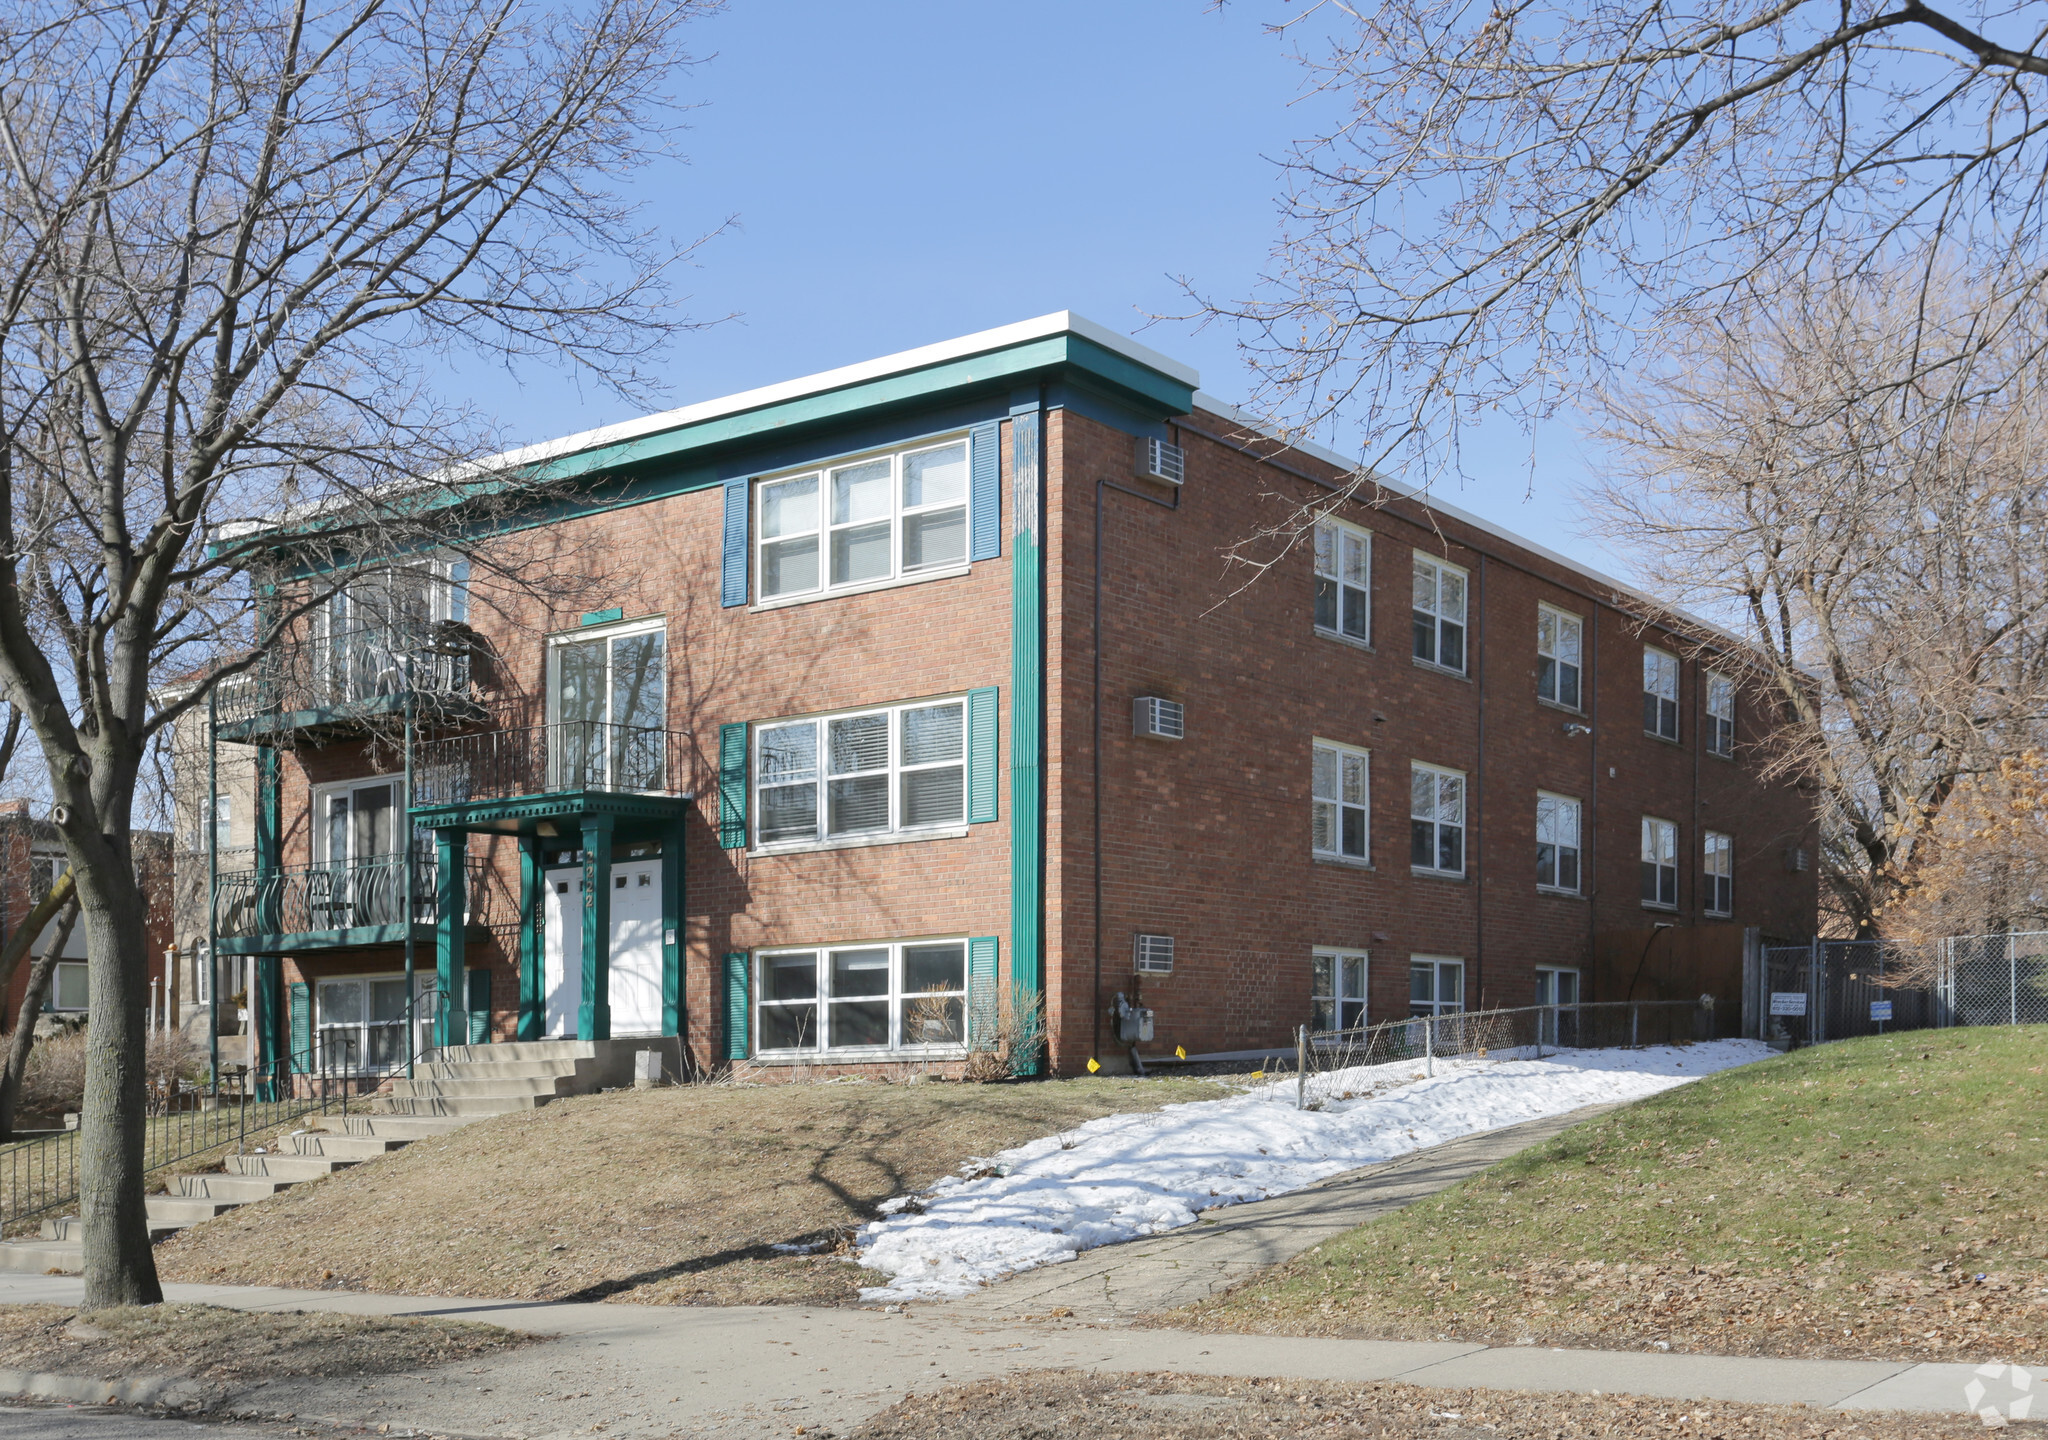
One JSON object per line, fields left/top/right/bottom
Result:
{"left": 0, "top": 800, "right": 174, "bottom": 1029}
{"left": 165, "top": 689, "right": 260, "bottom": 1054}
{"left": 185, "top": 313, "right": 1818, "bottom": 1083}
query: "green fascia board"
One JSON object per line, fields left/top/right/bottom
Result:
{"left": 410, "top": 789, "right": 695, "bottom": 834}
{"left": 214, "top": 921, "right": 485, "bottom": 956}
{"left": 529, "top": 335, "right": 1194, "bottom": 486}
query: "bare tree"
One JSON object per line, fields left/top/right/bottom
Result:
{"left": 1582, "top": 266, "right": 2048, "bottom": 936}
{"left": 1207, "top": 0, "right": 2048, "bottom": 565}
{"left": 0, "top": 0, "right": 718, "bottom": 1307}
{"left": 0, "top": 898, "right": 78, "bottom": 1140}
{"left": 1882, "top": 749, "right": 2048, "bottom": 948}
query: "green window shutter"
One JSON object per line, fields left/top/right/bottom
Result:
{"left": 718, "top": 722, "right": 749, "bottom": 848}
{"left": 969, "top": 421, "right": 1001, "bottom": 561}
{"left": 967, "top": 936, "right": 999, "bottom": 1047}
{"left": 288, "top": 983, "right": 311, "bottom": 1071}
{"left": 467, "top": 968, "right": 492, "bottom": 1045}
{"left": 724, "top": 951, "right": 751, "bottom": 1060}
{"left": 966, "top": 687, "right": 999, "bottom": 823}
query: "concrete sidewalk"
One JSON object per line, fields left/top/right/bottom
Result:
{"left": 0, "top": 1273, "right": 2031, "bottom": 1439}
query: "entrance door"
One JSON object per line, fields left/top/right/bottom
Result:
{"left": 540, "top": 860, "right": 665, "bottom": 1037}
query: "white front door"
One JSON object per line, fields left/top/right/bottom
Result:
{"left": 608, "top": 859, "right": 665, "bottom": 1035}
{"left": 542, "top": 867, "right": 584, "bottom": 1037}
{"left": 541, "top": 860, "right": 665, "bottom": 1037}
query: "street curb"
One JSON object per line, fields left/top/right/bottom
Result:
{"left": 0, "top": 1364, "right": 226, "bottom": 1413}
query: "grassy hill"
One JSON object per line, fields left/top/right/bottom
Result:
{"left": 157, "top": 1074, "right": 1226, "bottom": 1306}
{"left": 1175, "top": 1027, "right": 2047, "bottom": 1361}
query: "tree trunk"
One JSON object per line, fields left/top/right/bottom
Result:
{"left": 73, "top": 844, "right": 161, "bottom": 1308}
{"left": 0, "top": 901, "right": 75, "bottom": 1140}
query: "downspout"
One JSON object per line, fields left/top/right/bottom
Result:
{"left": 207, "top": 689, "right": 219, "bottom": 1093}
{"left": 403, "top": 707, "right": 416, "bottom": 1078}
{"left": 1092, "top": 450, "right": 1181, "bottom": 1065}
{"left": 1588, "top": 607, "right": 1600, "bottom": 1000}
{"left": 1474, "top": 555, "right": 1487, "bottom": 1006}
{"left": 1691, "top": 653, "right": 1701, "bottom": 923}
{"left": 1010, "top": 389, "right": 1047, "bottom": 1074}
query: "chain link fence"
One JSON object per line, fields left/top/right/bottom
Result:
{"left": 1939, "top": 932, "right": 2048, "bottom": 1027}
{"left": 1266, "top": 1000, "right": 1706, "bottom": 1111}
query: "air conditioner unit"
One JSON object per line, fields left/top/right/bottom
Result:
{"left": 1133, "top": 696, "right": 1184, "bottom": 741}
{"left": 1137, "top": 436, "right": 1185, "bottom": 486}
{"left": 1134, "top": 933, "right": 1175, "bottom": 975}
{"left": 1784, "top": 846, "right": 1810, "bottom": 873}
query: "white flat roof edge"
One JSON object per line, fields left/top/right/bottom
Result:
{"left": 483, "top": 311, "right": 1201, "bottom": 474}
{"left": 1189, "top": 392, "right": 1756, "bottom": 655}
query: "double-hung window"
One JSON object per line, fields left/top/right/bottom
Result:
{"left": 1536, "top": 792, "right": 1582, "bottom": 893}
{"left": 1412, "top": 555, "right": 1468, "bottom": 672}
{"left": 317, "top": 973, "right": 430, "bottom": 1072}
{"left": 1312, "top": 740, "right": 1370, "bottom": 862}
{"left": 1410, "top": 763, "right": 1466, "bottom": 875}
{"left": 1703, "top": 830, "right": 1733, "bottom": 915}
{"left": 1706, "top": 671, "right": 1735, "bottom": 757}
{"left": 1643, "top": 647, "right": 1680, "bottom": 741}
{"left": 1641, "top": 816, "right": 1678, "bottom": 908}
{"left": 756, "top": 439, "right": 969, "bottom": 602}
{"left": 755, "top": 939, "right": 968, "bottom": 1053}
{"left": 1312, "top": 950, "right": 1368, "bottom": 1033}
{"left": 754, "top": 698, "right": 966, "bottom": 847}
{"left": 1313, "top": 520, "right": 1371, "bottom": 643}
{"left": 1537, "top": 605, "right": 1582, "bottom": 709}
{"left": 212, "top": 796, "right": 233, "bottom": 851}
{"left": 1410, "top": 957, "right": 1464, "bottom": 1017}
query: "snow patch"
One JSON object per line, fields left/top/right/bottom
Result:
{"left": 856, "top": 1040, "right": 1772, "bottom": 1301}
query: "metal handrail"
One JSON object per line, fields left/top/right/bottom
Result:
{"left": 413, "top": 717, "right": 689, "bottom": 805}
{"left": 212, "top": 852, "right": 495, "bottom": 939}
{"left": 213, "top": 616, "right": 475, "bottom": 729}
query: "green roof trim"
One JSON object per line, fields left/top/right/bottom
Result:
{"left": 580, "top": 607, "right": 624, "bottom": 626}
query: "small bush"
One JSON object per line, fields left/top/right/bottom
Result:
{"left": 963, "top": 986, "right": 1046, "bottom": 1082}
{"left": 8, "top": 1024, "right": 206, "bottom": 1122}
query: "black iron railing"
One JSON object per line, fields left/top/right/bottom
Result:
{"left": 413, "top": 718, "right": 688, "bottom": 806}
{"left": 213, "top": 852, "right": 495, "bottom": 940}
{"left": 213, "top": 617, "right": 477, "bottom": 730}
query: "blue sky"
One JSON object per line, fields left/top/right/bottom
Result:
{"left": 464, "top": 0, "right": 1611, "bottom": 571}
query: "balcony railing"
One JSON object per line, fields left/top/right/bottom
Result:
{"left": 213, "top": 852, "right": 496, "bottom": 942}
{"left": 213, "top": 618, "right": 478, "bottom": 732}
{"left": 412, "top": 719, "right": 688, "bottom": 807}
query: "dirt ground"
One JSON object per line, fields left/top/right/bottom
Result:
{"left": 0, "top": 1302, "right": 526, "bottom": 1383}
{"left": 156, "top": 1074, "right": 1227, "bottom": 1306}
{"left": 843, "top": 1370, "right": 1995, "bottom": 1440}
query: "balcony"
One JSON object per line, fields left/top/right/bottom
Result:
{"left": 213, "top": 616, "right": 483, "bottom": 742}
{"left": 212, "top": 852, "right": 501, "bottom": 954}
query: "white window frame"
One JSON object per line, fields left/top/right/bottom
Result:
{"left": 1312, "top": 949, "right": 1369, "bottom": 1034}
{"left": 1641, "top": 815, "right": 1679, "bottom": 909}
{"left": 753, "top": 938, "right": 971, "bottom": 1057}
{"left": 1535, "top": 966, "right": 1581, "bottom": 1047}
{"left": 1311, "top": 739, "right": 1371, "bottom": 863}
{"left": 52, "top": 960, "right": 89, "bottom": 1013}
{"left": 1411, "top": 553, "right": 1469, "bottom": 674}
{"left": 752, "top": 696, "right": 968, "bottom": 852}
{"left": 315, "top": 970, "right": 435, "bottom": 1075}
{"left": 1703, "top": 830, "right": 1734, "bottom": 916}
{"left": 211, "top": 795, "right": 233, "bottom": 851}
{"left": 1409, "top": 762, "right": 1467, "bottom": 876}
{"left": 310, "top": 772, "right": 408, "bottom": 866}
{"left": 753, "top": 436, "right": 973, "bottom": 606}
{"left": 1706, "top": 671, "right": 1735, "bottom": 758}
{"left": 1536, "top": 791, "right": 1582, "bottom": 894}
{"left": 544, "top": 616, "right": 669, "bottom": 792}
{"left": 1537, "top": 604, "right": 1583, "bottom": 710}
{"left": 1409, "top": 956, "right": 1465, "bottom": 1017}
{"left": 1313, "top": 518, "right": 1372, "bottom": 645}
{"left": 309, "top": 557, "right": 469, "bottom": 704}
{"left": 1644, "top": 646, "right": 1680, "bottom": 741}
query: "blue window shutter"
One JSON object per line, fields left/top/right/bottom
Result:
{"left": 467, "top": 969, "right": 492, "bottom": 1045}
{"left": 721, "top": 477, "right": 749, "bottom": 607}
{"left": 969, "top": 422, "right": 1001, "bottom": 562}
{"left": 718, "top": 722, "right": 749, "bottom": 848}
{"left": 724, "top": 952, "right": 751, "bottom": 1060}
{"left": 966, "top": 686, "right": 999, "bottom": 823}
{"left": 288, "top": 983, "right": 311, "bottom": 1071}
{"left": 967, "top": 937, "right": 999, "bottom": 1047}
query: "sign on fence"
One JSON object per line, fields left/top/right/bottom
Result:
{"left": 1870, "top": 1000, "right": 1893, "bottom": 1021}
{"left": 1770, "top": 991, "right": 1808, "bottom": 1017}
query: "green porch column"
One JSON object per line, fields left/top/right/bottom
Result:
{"left": 518, "top": 833, "right": 544, "bottom": 1041}
{"left": 254, "top": 955, "right": 284, "bottom": 1099}
{"left": 662, "top": 819, "right": 686, "bottom": 1040}
{"left": 579, "top": 816, "right": 614, "bottom": 1041}
{"left": 253, "top": 746, "right": 282, "bottom": 934}
{"left": 435, "top": 830, "right": 468, "bottom": 1048}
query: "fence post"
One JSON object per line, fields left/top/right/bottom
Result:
{"left": 1535, "top": 1008, "right": 1544, "bottom": 1061}
{"left": 1296, "top": 1025, "right": 1307, "bottom": 1111}
{"left": 1630, "top": 1003, "right": 1639, "bottom": 1048}
{"left": 1424, "top": 1015, "right": 1434, "bottom": 1077}
{"left": 2011, "top": 933, "right": 2020, "bottom": 1027}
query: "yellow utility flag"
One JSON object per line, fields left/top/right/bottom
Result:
{"left": 1175, "top": 1045, "right": 1187, "bottom": 1060}
{"left": 1086, "top": 1057, "right": 1101, "bottom": 1073}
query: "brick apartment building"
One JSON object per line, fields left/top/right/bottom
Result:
{"left": 189, "top": 313, "right": 1817, "bottom": 1083}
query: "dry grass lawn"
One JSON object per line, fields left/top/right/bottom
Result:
{"left": 846, "top": 1370, "right": 1991, "bottom": 1440}
{"left": 1171, "top": 1028, "right": 2048, "bottom": 1361}
{"left": 158, "top": 1075, "right": 1227, "bottom": 1306}
{"left": 0, "top": 1302, "right": 523, "bottom": 1383}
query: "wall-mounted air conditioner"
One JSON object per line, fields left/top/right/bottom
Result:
{"left": 1134, "top": 933, "right": 1175, "bottom": 975}
{"left": 1137, "top": 436, "right": 1185, "bottom": 486}
{"left": 1134, "top": 696, "right": 1184, "bottom": 740}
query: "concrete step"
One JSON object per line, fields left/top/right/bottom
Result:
{"left": 0, "top": 1237, "right": 81, "bottom": 1274}
{"left": 289, "top": 1130, "right": 413, "bottom": 1159}
{"left": 367, "top": 1094, "right": 552, "bottom": 1117}
{"left": 226, "top": 1151, "right": 361, "bottom": 1180}
{"left": 334, "top": 1113, "right": 478, "bottom": 1138}
{"left": 144, "top": 1194, "right": 242, "bottom": 1227}
{"left": 428, "top": 1039, "right": 596, "bottom": 1065}
{"left": 387, "top": 1075, "right": 576, "bottom": 1099}
{"left": 40, "top": 1214, "right": 181, "bottom": 1244}
{"left": 177, "top": 1172, "right": 298, "bottom": 1203}
{"left": 414, "top": 1058, "right": 594, "bottom": 1082}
